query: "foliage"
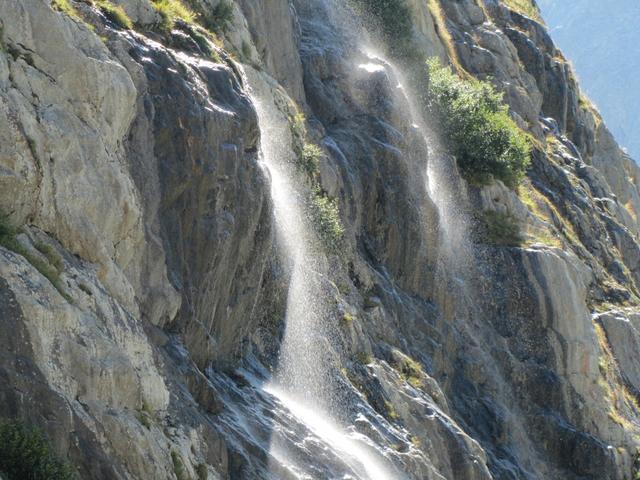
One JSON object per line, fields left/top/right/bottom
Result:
{"left": 349, "top": 0, "right": 414, "bottom": 59}
{"left": 301, "top": 144, "right": 322, "bottom": 178}
{"left": 477, "top": 210, "right": 523, "bottom": 247}
{"left": 400, "top": 358, "right": 423, "bottom": 388}
{"left": 426, "top": 58, "right": 531, "bottom": 188}
{"left": 307, "top": 191, "right": 345, "bottom": 254}
{"left": 0, "top": 421, "right": 75, "bottom": 480}
{"left": 287, "top": 109, "right": 345, "bottom": 254}
{"left": 209, "top": 1, "right": 234, "bottom": 33}
{"left": 96, "top": 0, "right": 133, "bottom": 29}
{"left": 152, "top": 0, "right": 196, "bottom": 31}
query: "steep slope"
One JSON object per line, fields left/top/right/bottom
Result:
{"left": 1, "top": 0, "right": 640, "bottom": 479}
{"left": 537, "top": 0, "right": 640, "bottom": 162}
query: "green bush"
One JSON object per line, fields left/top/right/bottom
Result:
{"left": 426, "top": 58, "right": 531, "bottom": 188}
{"left": 307, "top": 191, "right": 345, "bottom": 254}
{"left": 0, "top": 421, "right": 75, "bottom": 480}
{"left": 477, "top": 210, "right": 523, "bottom": 247}
{"left": 285, "top": 109, "right": 346, "bottom": 254}
{"left": 301, "top": 144, "right": 322, "bottom": 178}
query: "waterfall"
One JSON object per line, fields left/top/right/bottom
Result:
{"left": 245, "top": 69, "right": 400, "bottom": 480}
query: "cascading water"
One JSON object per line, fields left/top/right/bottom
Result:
{"left": 245, "top": 69, "right": 401, "bottom": 480}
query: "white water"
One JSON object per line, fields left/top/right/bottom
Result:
{"left": 246, "top": 69, "right": 399, "bottom": 480}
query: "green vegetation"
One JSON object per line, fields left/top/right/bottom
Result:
{"left": 152, "top": 0, "right": 196, "bottom": 31}
{"left": 349, "top": 0, "right": 414, "bottom": 59}
{"left": 0, "top": 421, "right": 75, "bottom": 480}
{"left": 399, "top": 357, "right": 423, "bottom": 388}
{"left": 426, "top": 58, "right": 531, "bottom": 188}
{"left": 0, "top": 216, "right": 69, "bottom": 300}
{"left": 307, "top": 192, "right": 345, "bottom": 254}
{"left": 51, "top": 0, "right": 80, "bottom": 19}
{"left": 355, "top": 352, "right": 373, "bottom": 365}
{"left": 477, "top": 210, "right": 523, "bottom": 247}
{"left": 301, "top": 144, "right": 322, "bottom": 178}
{"left": 287, "top": 109, "right": 345, "bottom": 254}
{"left": 383, "top": 400, "right": 399, "bottom": 420}
{"left": 342, "top": 312, "right": 355, "bottom": 324}
{"left": 208, "top": 1, "right": 234, "bottom": 33}
{"left": 96, "top": 0, "right": 133, "bottom": 29}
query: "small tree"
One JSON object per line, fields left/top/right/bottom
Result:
{"left": 425, "top": 58, "right": 531, "bottom": 188}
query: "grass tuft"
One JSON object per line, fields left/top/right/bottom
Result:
{"left": 95, "top": 0, "right": 133, "bottom": 29}
{"left": 51, "top": 0, "right": 80, "bottom": 19}
{"left": 502, "top": 0, "right": 543, "bottom": 23}
{"left": 152, "top": 0, "right": 196, "bottom": 31}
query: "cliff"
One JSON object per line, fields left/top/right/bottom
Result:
{"left": 0, "top": 0, "right": 639, "bottom": 479}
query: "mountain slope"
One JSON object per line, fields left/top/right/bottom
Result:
{"left": 538, "top": 0, "right": 640, "bottom": 161}
{"left": 0, "top": 0, "right": 640, "bottom": 479}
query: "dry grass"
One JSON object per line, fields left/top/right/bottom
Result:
{"left": 501, "top": 0, "right": 543, "bottom": 23}
{"left": 594, "top": 322, "right": 640, "bottom": 430}
{"left": 95, "top": 0, "right": 133, "bottom": 29}
{"left": 427, "top": 0, "right": 466, "bottom": 76}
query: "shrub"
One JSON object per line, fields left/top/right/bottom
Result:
{"left": 96, "top": 0, "right": 133, "bottom": 29}
{"left": 426, "top": 58, "right": 531, "bottom": 188}
{"left": 301, "top": 144, "right": 322, "bottom": 178}
{"left": 0, "top": 421, "right": 75, "bottom": 480}
{"left": 477, "top": 210, "right": 523, "bottom": 247}
{"left": 152, "top": 0, "right": 196, "bottom": 31}
{"left": 286, "top": 109, "right": 346, "bottom": 254}
{"left": 307, "top": 191, "right": 345, "bottom": 254}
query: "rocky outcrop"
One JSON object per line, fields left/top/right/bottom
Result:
{"left": 1, "top": 0, "right": 639, "bottom": 479}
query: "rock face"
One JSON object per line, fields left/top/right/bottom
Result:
{"left": 0, "top": 0, "right": 639, "bottom": 479}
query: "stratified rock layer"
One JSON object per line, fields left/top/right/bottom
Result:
{"left": 1, "top": 0, "right": 639, "bottom": 479}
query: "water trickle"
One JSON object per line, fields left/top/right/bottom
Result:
{"left": 245, "top": 69, "right": 400, "bottom": 480}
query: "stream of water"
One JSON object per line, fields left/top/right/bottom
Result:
{"left": 246, "top": 69, "right": 401, "bottom": 479}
